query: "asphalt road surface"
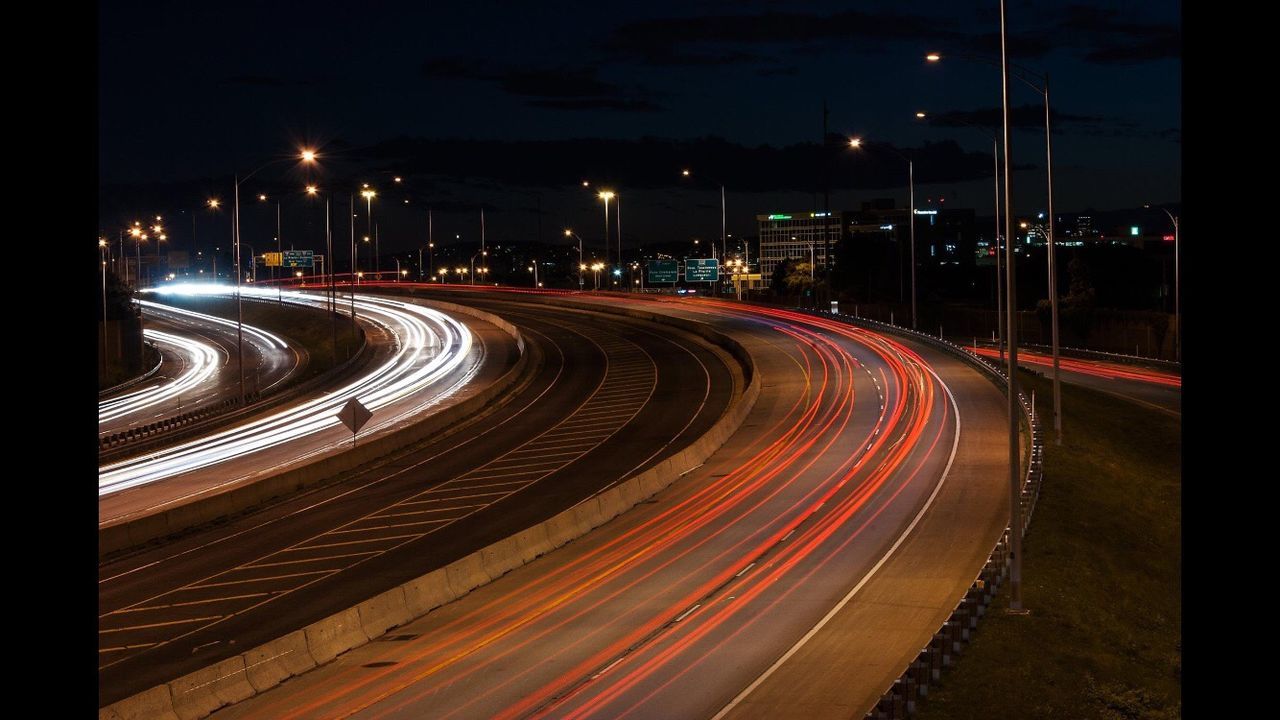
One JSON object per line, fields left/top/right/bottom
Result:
{"left": 203, "top": 289, "right": 1011, "bottom": 720}
{"left": 98, "top": 294, "right": 737, "bottom": 707}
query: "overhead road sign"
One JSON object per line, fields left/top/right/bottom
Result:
{"left": 648, "top": 260, "right": 678, "bottom": 283}
{"left": 685, "top": 258, "right": 719, "bottom": 282}
{"left": 283, "top": 250, "right": 315, "bottom": 268}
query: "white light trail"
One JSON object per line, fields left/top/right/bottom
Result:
{"left": 98, "top": 329, "right": 221, "bottom": 424}
{"left": 100, "top": 287, "right": 475, "bottom": 496}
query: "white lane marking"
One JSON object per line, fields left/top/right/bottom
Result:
{"left": 712, "top": 357, "right": 963, "bottom": 720}
{"left": 100, "top": 616, "right": 223, "bottom": 634}
{"left": 675, "top": 603, "right": 702, "bottom": 622}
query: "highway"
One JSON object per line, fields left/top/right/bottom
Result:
{"left": 971, "top": 345, "right": 1180, "bottom": 415}
{"left": 98, "top": 301, "right": 301, "bottom": 436}
{"left": 98, "top": 287, "right": 495, "bottom": 531}
{"left": 198, "top": 289, "right": 1011, "bottom": 720}
{"left": 98, "top": 294, "right": 738, "bottom": 708}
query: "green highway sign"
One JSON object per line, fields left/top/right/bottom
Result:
{"left": 648, "top": 259, "right": 678, "bottom": 283}
{"left": 283, "top": 250, "right": 315, "bottom": 268}
{"left": 685, "top": 258, "right": 719, "bottom": 282}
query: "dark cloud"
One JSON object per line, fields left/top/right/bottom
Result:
{"left": 421, "top": 57, "right": 659, "bottom": 111}
{"left": 1083, "top": 35, "right": 1180, "bottom": 65}
{"left": 218, "top": 74, "right": 305, "bottom": 87}
{"left": 607, "top": 10, "right": 967, "bottom": 66}
{"left": 528, "top": 98, "right": 665, "bottom": 112}
{"left": 756, "top": 66, "right": 799, "bottom": 77}
{"left": 922, "top": 104, "right": 1173, "bottom": 142}
{"left": 350, "top": 135, "right": 996, "bottom": 194}
{"left": 1054, "top": 4, "right": 1180, "bottom": 65}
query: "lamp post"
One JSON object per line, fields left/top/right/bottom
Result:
{"left": 916, "top": 111, "right": 1006, "bottom": 362}
{"left": 680, "top": 169, "right": 728, "bottom": 285}
{"left": 565, "top": 229, "right": 585, "bottom": 290}
{"left": 528, "top": 260, "right": 538, "bottom": 288}
{"left": 1147, "top": 205, "right": 1179, "bottom": 362}
{"left": 231, "top": 149, "right": 317, "bottom": 406}
{"left": 598, "top": 191, "right": 615, "bottom": 268}
{"left": 928, "top": 44, "right": 1061, "bottom": 446}
{"left": 849, "top": 137, "right": 916, "bottom": 330}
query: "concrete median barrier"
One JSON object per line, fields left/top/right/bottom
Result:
{"left": 241, "top": 630, "right": 316, "bottom": 693}
{"left": 402, "top": 568, "right": 455, "bottom": 618}
{"left": 357, "top": 587, "right": 413, "bottom": 639}
{"left": 167, "top": 656, "right": 253, "bottom": 720}
{"left": 99, "top": 685, "right": 178, "bottom": 720}
{"left": 445, "top": 553, "right": 491, "bottom": 597}
{"left": 304, "top": 607, "right": 369, "bottom": 666}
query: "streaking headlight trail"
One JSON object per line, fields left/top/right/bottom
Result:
{"left": 99, "top": 287, "right": 475, "bottom": 496}
{"left": 98, "top": 329, "right": 221, "bottom": 424}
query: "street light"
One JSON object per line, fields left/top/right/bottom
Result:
{"left": 361, "top": 186, "right": 377, "bottom": 276}
{"left": 849, "top": 136, "right": 916, "bottom": 329}
{"left": 928, "top": 43, "right": 1063, "bottom": 446}
{"left": 680, "top": 168, "right": 729, "bottom": 268}
{"left": 916, "top": 110, "right": 1007, "bottom": 363}
{"left": 598, "top": 191, "right": 615, "bottom": 268}
{"left": 230, "top": 148, "right": 317, "bottom": 405}
{"left": 1146, "top": 204, "right": 1180, "bottom": 362}
{"left": 565, "top": 229, "right": 586, "bottom": 290}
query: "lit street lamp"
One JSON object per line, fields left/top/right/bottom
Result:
{"left": 230, "top": 149, "right": 317, "bottom": 405}
{"left": 565, "top": 229, "right": 585, "bottom": 290}
{"left": 916, "top": 110, "right": 1006, "bottom": 363}
{"left": 929, "top": 43, "right": 1063, "bottom": 445}
{"left": 361, "top": 186, "right": 377, "bottom": 276}
{"left": 849, "top": 136, "right": 916, "bottom": 330}
{"left": 598, "top": 191, "right": 615, "bottom": 269}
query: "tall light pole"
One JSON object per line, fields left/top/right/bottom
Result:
{"left": 916, "top": 111, "right": 1006, "bottom": 362}
{"left": 360, "top": 186, "right": 376, "bottom": 277}
{"left": 566, "top": 229, "right": 584, "bottom": 290}
{"left": 1147, "top": 204, "right": 1180, "bottom": 362}
{"left": 100, "top": 238, "right": 109, "bottom": 372}
{"left": 598, "top": 191, "right": 614, "bottom": 268}
{"left": 998, "top": 0, "right": 1024, "bottom": 613}
{"left": 232, "top": 150, "right": 316, "bottom": 405}
{"left": 849, "top": 137, "right": 916, "bottom": 329}
{"left": 680, "top": 170, "right": 729, "bottom": 292}
{"left": 928, "top": 46, "right": 1061, "bottom": 445}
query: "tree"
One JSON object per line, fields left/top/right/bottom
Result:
{"left": 772, "top": 257, "right": 796, "bottom": 291}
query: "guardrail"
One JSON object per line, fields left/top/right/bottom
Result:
{"left": 790, "top": 309, "right": 1043, "bottom": 720}
{"left": 98, "top": 341, "right": 163, "bottom": 398}
{"left": 98, "top": 391, "right": 262, "bottom": 451}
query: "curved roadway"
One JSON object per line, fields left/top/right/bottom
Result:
{"left": 176, "top": 288, "right": 1014, "bottom": 720}
{"left": 98, "top": 294, "right": 738, "bottom": 708}
{"left": 98, "top": 303, "right": 302, "bottom": 437}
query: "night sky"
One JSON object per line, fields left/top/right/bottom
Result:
{"left": 98, "top": 0, "right": 1180, "bottom": 256}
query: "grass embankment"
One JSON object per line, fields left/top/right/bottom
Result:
{"left": 917, "top": 372, "right": 1181, "bottom": 720}
{"left": 152, "top": 295, "right": 364, "bottom": 384}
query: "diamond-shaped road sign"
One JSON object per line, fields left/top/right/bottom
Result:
{"left": 337, "top": 397, "right": 373, "bottom": 435}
